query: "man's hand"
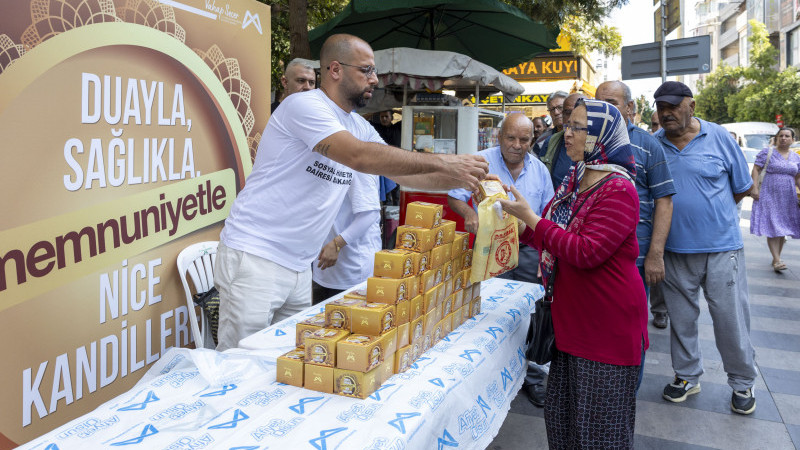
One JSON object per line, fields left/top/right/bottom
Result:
{"left": 443, "top": 154, "right": 489, "bottom": 191}
{"left": 463, "top": 210, "right": 479, "bottom": 234}
{"left": 750, "top": 188, "right": 760, "bottom": 201}
{"left": 316, "top": 240, "right": 339, "bottom": 270}
{"left": 644, "top": 251, "right": 665, "bottom": 285}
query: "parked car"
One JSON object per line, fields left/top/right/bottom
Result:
{"left": 721, "top": 122, "right": 780, "bottom": 163}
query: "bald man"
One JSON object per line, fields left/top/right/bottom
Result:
{"left": 447, "top": 112, "right": 554, "bottom": 406}
{"left": 538, "top": 92, "right": 586, "bottom": 190}
{"left": 216, "top": 34, "right": 489, "bottom": 351}
{"left": 272, "top": 59, "right": 316, "bottom": 112}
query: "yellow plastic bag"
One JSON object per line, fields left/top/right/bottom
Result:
{"left": 470, "top": 193, "right": 519, "bottom": 282}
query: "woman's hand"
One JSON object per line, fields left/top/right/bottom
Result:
{"left": 316, "top": 239, "right": 339, "bottom": 270}
{"left": 750, "top": 188, "right": 760, "bottom": 201}
{"left": 497, "top": 184, "right": 540, "bottom": 229}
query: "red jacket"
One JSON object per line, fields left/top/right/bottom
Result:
{"left": 521, "top": 176, "right": 648, "bottom": 366}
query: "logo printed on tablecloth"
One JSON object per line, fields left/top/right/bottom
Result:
{"left": 118, "top": 391, "right": 160, "bottom": 411}
{"left": 109, "top": 423, "right": 159, "bottom": 446}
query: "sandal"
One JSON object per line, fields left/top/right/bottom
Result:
{"left": 773, "top": 261, "right": 787, "bottom": 272}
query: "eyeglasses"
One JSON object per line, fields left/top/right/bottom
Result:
{"left": 330, "top": 61, "right": 378, "bottom": 77}
{"left": 564, "top": 124, "right": 589, "bottom": 133}
{"left": 547, "top": 105, "right": 564, "bottom": 113}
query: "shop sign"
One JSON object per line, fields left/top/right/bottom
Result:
{"left": 478, "top": 94, "right": 550, "bottom": 105}
{"left": 502, "top": 56, "right": 580, "bottom": 81}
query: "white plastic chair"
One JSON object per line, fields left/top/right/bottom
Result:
{"left": 177, "top": 241, "right": 218, "bottom": 349}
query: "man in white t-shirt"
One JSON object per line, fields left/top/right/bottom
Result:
{"left": 215, "top": 34, "right": 489, "bottom": 351}
{"left": 311, "top": 171, "right": 381, "bottom": 303}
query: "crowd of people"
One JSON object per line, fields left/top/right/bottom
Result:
{"left": 211, "top": 33, "right": 798, "bottom": 449}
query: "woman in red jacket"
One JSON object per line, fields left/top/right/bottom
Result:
{"left": 500, "top": 99, "right": 647, "bottom": 449}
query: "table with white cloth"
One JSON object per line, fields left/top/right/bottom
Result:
{"left": 21, "top": 278, "right": 542, "bottom": 450}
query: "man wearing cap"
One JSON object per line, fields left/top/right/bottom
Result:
{"left": 652, "top": 81, "right": 757, "bottom": 415}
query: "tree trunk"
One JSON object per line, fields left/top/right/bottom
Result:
{"left": 289, "top": 0, "right": 311, "bottom": 59}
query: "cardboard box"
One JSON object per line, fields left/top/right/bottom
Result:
{"left": 436, "top": 281, "right": 448, "bottom": 305}
{"left": 443, "top": 260, "right": 454, "bottom": 283}
{"left": 424, "top": 307, "right": 439, "bottom": 337}
{"left": 472, "top": 281, "right": 481, "bottom": 299}
{"left": 422, "top": 284, "right": 440, "bottom": 314}
{"left": 380, "top": 326, "right": 398, "bottom": 356}
{"left": 333, "top": 365, "right": 380, "bottom": 399}
{"left": 417, "top": 251, "right": 431, "bottom": 274}
{"left": 461, "top": 249, "right": 473, "bottom": 270}
{"left": 469, "top": 296, "right": 482, "bottom": 317}
{"left": 410, "top": 294, "right": 423, "bottom": 320}
{"left": 396, "top": 225, "right": 436, "bottom": 252}
{"left": 276, "top": 348, "right": 305, "bottom": 387}
{"left": 443, "top": 313, "right": 454, "bottom": 335}
{"left": 408, "top": 274, "right": 420, "bottom": 299}
{"left": 373, "top": 249, "right": 421, "bottom": 279}
{"left": 411, "top": 339, "right": 423, "bottom": 361}
{"left": 419, "top": 268, "right": 441, "bottom": 293}
{"left": 395, "top": 345, "right": 414, "bottom": 374}
{"left": 436, "top": 220, "right": 457, "bottom": 244}
{"left": 304, "top": 363, "right": 334, "bottom": 394}
{"left": 475, "top": 179, "right": 506, "bottom": 203}
{"left": 430, "top": 244, "right": 452, "bottom": 268}
{"left": 379, "top": 357, "right": 395, "bottom": 384}
{"left": 453, "top": 270, "right": 465, "bottom": 293}
{"left": 410, "top": 316, "right": 424, "bottom": 343}
{"left": 296, "top": 314, "right": 326, "bottom": 347}
{"left": 452, "top": 231, "right": 469, "bottom": 256}
{"left": 336, "top": 334, "right": 384, "bottom": 372}
{"left": 452, "top": 289, "right": 464, "bottom": 310}
{"left": 405, "top": 201, "right": 443, "bottom": 229}
{"left": 367, "top": 276, "right": 412, "bottom": 304}
{"left": 395, "top": 298, "right": 410, "bottom": 325}
{"left": 452, "top": 254, "right": 463, "bottom": 275}
{"left": 343, "top": 288, "right": 368, "bottom": 301}
{"left": 445, "top": 278, "right": 456, "bottom": 299}
{"left": 351, "top": 303, "right": 396, "bottom": 336}
{"left": 432, "top": 320, "right": 444, "bottom": 344}
{"left": 441, "top": 294, "right": 454, "bottom": 316}
{"left": 397, "top": 321, "right": 410, "bottom": 349}
{"left": 325, "top": 297, "right": 366, "bottom": 330}
{"left": 305, "top": 328, "right": 350, "bottom": 367}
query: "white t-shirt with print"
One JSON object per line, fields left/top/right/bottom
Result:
{"left": 220, "top": 89, "right": 385, "bottom": 271}
{"left": 312, "top": 171, "right": 382, "bottom": 289}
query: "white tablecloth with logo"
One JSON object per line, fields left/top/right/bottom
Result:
{"left": 22, "top": 278, "right": 542, "bottom": 450}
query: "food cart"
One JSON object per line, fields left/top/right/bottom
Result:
{"left": 363, "top": 47, "right": 524, "bottom": 235}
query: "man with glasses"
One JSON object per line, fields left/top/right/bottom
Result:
{"left": 538, "top": 92, "right": 586, "bottom": 190}
{"left": 534, "top": 91, "right": 567, "bottom": 149}
{"left": 215, "top": 34, "right": 489, "bottom": 351}
{"left": 272, "top": 59, "right": 316, "bottom": 112}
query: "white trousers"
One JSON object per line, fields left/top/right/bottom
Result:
{"left": 215, "top": 242, "right": 311, "bottom": 351}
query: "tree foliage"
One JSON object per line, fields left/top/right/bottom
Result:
{"left": 695, "top": 20, "right": 796, "bottom": 126}
{"left": 635, "top": 95, "right": 654, "bottom": 127}
{"left": 506, "top": 0, "right": 625, "bottom": 56}
{"left": 263, "top": 0, "right": 625, "bottom": 95}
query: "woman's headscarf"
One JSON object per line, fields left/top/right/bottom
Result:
{"left": 540, "top": 99, "right": 636, "bottom": 287}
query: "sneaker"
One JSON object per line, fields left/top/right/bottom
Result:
{"left": 653, "top": 312, "right": 668, "bottom": 329}
{"left": 731, "top": 387, "right": 756, "bottom": 415}
{"left": 663, "top": 377, "right": 701, "bottom": 402}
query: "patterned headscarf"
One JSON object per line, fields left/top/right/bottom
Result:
{"left": 540, "top": 99, "right": 636, "bottom": 288}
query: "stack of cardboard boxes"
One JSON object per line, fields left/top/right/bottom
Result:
{"left": 277, "top": 201, "right": 482, "bottom": 399}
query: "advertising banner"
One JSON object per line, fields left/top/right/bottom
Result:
{"left": 0, "top": 0, "right": 270, "bottom": 446}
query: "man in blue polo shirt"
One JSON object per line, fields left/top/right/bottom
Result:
{"left": 596, "top": 81, "right": 675, "bottom": 330}
{"left": 448, "top": 112, "right": 554, "bottom": 407}
{"left": 653, "top": 81, "right": 757, "bottom": 415}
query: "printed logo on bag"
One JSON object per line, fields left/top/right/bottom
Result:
{"left": 495, "top": 241, "right": 512, "bottom": 267}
